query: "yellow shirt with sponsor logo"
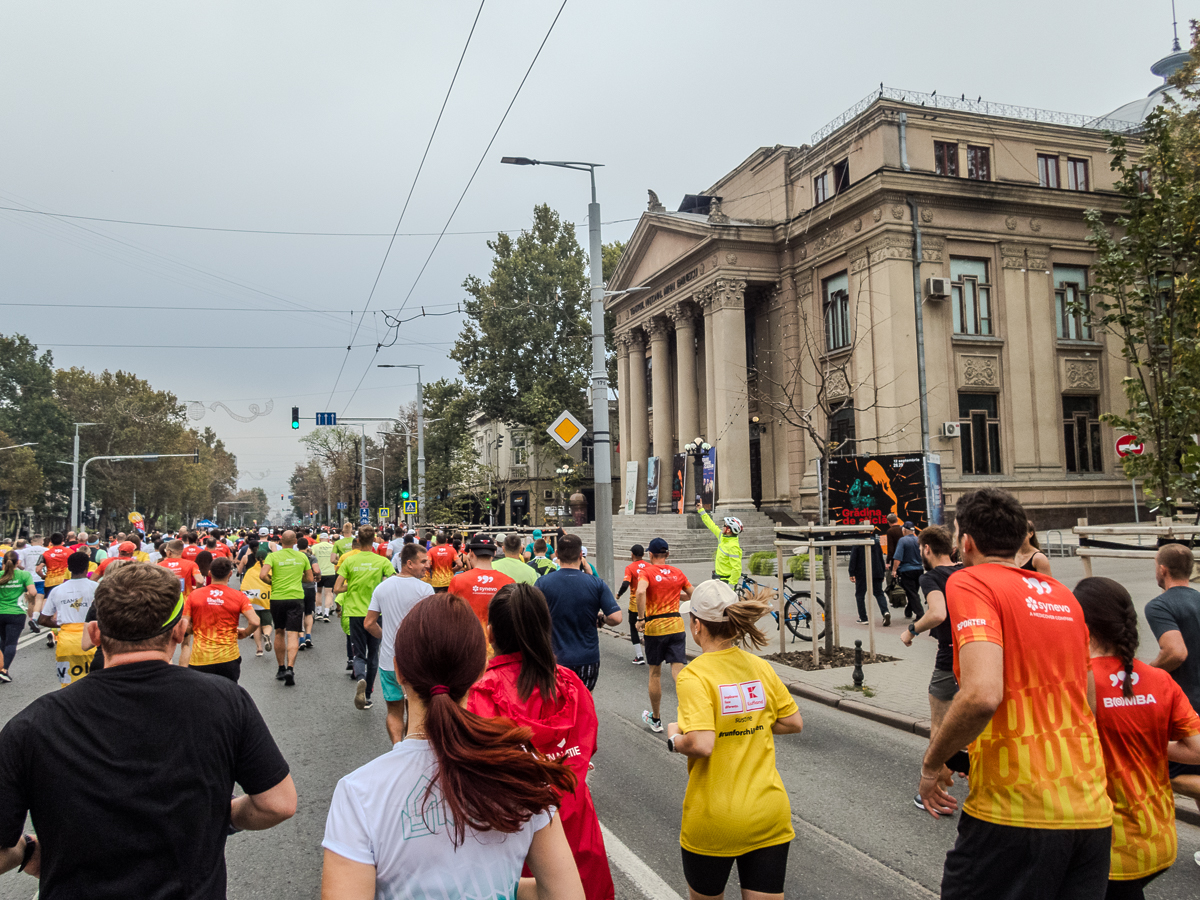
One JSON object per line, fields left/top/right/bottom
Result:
{"left": 239, "top": 562, "right": 271, "bottom": 608}
{"left": 676, "top": 647, "right": 797, "bottom": 855}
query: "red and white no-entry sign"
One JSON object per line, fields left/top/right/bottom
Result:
{"left": 1115, "top": 434, "right": 1144, "bottom": 457}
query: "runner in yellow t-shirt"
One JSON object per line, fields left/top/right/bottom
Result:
{"left": 667, "top": 580, "right": 803, "bottom": 897}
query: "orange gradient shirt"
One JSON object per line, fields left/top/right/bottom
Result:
{"left": 449, "top": 568, "right": 514, "bottom": 628}
{"left": 428, "top": 544, "right": 458, "bottom": 589}
{"left": 635, "top": 565, "right": 691, "bottom": 636}
{"left": 158, "top": 557, "right": 201, "bottom": 595}
{"left": 948, "top": 564, "right": 1112, "bottom": 829}
{"left": 1091, "top": 656, "right": 1200, "bottom": 879}
{"left": 41, "top": 546, "right": 73, "bottom": 588}
{"left": 623, "top": 559, "right": 651, "bottom": 612}
{"left": 186, "top": 584, "right": 255, "bottom": 666}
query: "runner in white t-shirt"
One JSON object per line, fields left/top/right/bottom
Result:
{"left": 365, "top": 542, "right": 433, "bottom": 742}
{"left": 38, "top": 552, "right": 98, "bottom": 687}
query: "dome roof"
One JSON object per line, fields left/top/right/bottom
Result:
{"left": 1097, "top": 48, "right": 1190, "bottom": 125}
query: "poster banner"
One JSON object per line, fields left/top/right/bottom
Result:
{"left": 646, "top": 457, "right": 662, "bottom": 515}
{"left": 671, "top": 453, "right": 686, "bottom": 514}
{"left": 701, "top": 447, "right": 717, "bottom": 511}
{"left": 827, "top": 453, "right": 932, "bottom": 532}
{"left": 925, "top": 453, "right": 945, "bottom": 525}
{"left": 624, "top": 461, "right": 639, "bottom": 515}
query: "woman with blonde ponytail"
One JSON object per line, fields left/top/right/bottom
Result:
{"left": 1075, "top": 577, "right": 1200, "bottom": 898}
{"left": 666, "top": 582, "right": 804, "bottom": 900}
{"left": 321, "top": 593, "right": 583, "bottom": 900}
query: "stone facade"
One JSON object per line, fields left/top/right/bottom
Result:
{"left": 607, "top": 94, "right": 1142, "bottom": 527}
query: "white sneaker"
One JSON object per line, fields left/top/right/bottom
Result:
{"left": 642, "top": 710, "right": 663, "bottom": 733}
{"left": 1195, "top": 849, "right": 1200, "bottom": 867}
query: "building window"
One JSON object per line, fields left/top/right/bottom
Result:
{"left": 950, "top": 258, "right": 993, "bottom": 336}
{"left": 1067, "top": 158, "right": 1089, "bottom": 191}
{"left": 832, "top": 159, "right": 850, "bottom": 195}
{"left": 1063, "top": 395, "right": 1102, "bottom": 473}
{"left": 813, "top": 173, "right": 829, "bottom": 205}
{"left": 1137, "top": 167, "right": 1152, "bottom": 193}
{"left": 1037, "top": 154, "right": 1060, "bottom": 188}
{"left": 1054, "top": 265, "right": 1092, "bottom": 341}
{"left": 581, "top": 439, "right": 595, "bottom": 466}
{"left": 934, "top": 141, "right": 958, "bottom": 176}
{"left": 511, "top": 431, "right": 528, "bottom": 467}
{"left": 822, "top": 272, "right": 850, "bottom": 352}
{"left": 959, "top": 393, "right": 1001, "bottom": 475}
{"left": 966, "top": 146, "right": 991, "bottom": 181}
{"left": 829, "top": 401, "right": 855, "bottom": 456}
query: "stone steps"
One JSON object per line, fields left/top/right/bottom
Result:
{"left": 571, "top": 510, "right": 784, "bottom": 562}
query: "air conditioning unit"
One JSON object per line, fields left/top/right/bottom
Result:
{"left": 941, "top": 421, "right": 962, "bottom": 438}
{"left": 925, "top": 276, "right": 950, "bottom": 300}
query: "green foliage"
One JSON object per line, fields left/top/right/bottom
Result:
{"left": 748, "top": 551, "right": 776, "bottom": 576}
{"left": 0, "top": 334, "right": 71, "bottom": 503}
{"left": 0, "top": 429, "right": 43, "bottom": 511}
{"left": 451, "top": 205, "right": 590, "bottom": 448}
{"left": 1083, "top": 102, "right": 1200, "bottom": 513}
{"left": 602, "top": 240, "right": 626, "bottom": 389}
{"left": 421, "top": 378, "right": 479, "bottom": 523}
{"left": 787, "top": 553, "right": 810, "bottom": 580}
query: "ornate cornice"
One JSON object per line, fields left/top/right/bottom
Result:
{"left": 647, "top": 316, "right": 673, "bottom": 338}
{"left": 1000, "top": 241, "right": 1050, "bottom": 270}
{"left": 667, "top": 302, "right": 699, "bottom": 326}
{"left": 708, "top": 279, "right": 747, "bottom": 311}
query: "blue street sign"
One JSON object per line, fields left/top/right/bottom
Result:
{"left": 358, "top": 508, "right": 369, "bottom": 524}
{"left": 336, "top": 502, "right": 347, "bottom": 510}
{"left": 316, "top": 412, "right": 337, "bottom": 426}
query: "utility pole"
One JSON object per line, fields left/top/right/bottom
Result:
{"left": 71, "top": 423, "right": 99, "bottom": 530}
{"left": 376, "top": 365, "right": 425, "bottom": 526}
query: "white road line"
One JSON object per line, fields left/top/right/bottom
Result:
{"left": 790, "top": 814, "right": 939, "bottom": 899}
{"left": 600, "top": 821, "right": 684, "bottom": 900}
{"left": 16, "top": 631, "right": 45, "bottom": 650}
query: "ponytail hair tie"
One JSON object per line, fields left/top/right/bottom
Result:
{"left": 430, "top": 685, "right": 450, "bottom": 696}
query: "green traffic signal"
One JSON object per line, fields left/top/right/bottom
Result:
{"left": 291, "top": 406, "right": 300, "bottom": 429}
{"left": 400, "top": 490, "right": 410, "bottom": 500}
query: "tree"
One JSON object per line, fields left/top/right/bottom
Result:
{"left": 0, "top": 429, "right": 44, "bottom": 529}
{"left": 0, "top": 334, "right": 70, "bottom": 511}
{"left": 421, "top": 378, "right": 480, "bottom": 523}
{"left": 1083, "top": 60, "right": 1200, "bottom": 513}
{"left": 451, "top": 205, "right": 591, "bottom": 450}
{"left": 299, "top": 426, "right": 363, "bottom": 520}
{"left": 602, "top": 240, "right": 626, "bottom": 389}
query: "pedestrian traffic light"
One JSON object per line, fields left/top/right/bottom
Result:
{"left": 291, "top": 407, "right": 300, "bottom": 429}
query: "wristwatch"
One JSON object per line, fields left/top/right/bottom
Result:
{"left": 666, "top": 735, "right": 677, "bottom": 753}
{"left": 907, "top": 623, "right": 919, "bottom": 637}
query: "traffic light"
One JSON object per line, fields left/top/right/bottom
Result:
{"left": 291, "top": 407, "right": 300, "bottom": 429}
{"left": 496, "top": 434, "right": 504, "bottom": 449}
{"left": 400, "top": 478, "right": 410, "bottom": 500}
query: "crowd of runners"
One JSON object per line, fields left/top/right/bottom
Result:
{"left": 0, "top": 485, "right": 1198, "bottom": 899}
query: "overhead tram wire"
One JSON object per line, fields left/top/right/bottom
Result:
{"left": 338, "top": 0, "right": 572, "bottom": 418}
{"left": 324, "top": 0, "right": 489, "bottom": 409}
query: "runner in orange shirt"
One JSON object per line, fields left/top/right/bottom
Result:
{"left": 427, "top": 533, "right": 460, "bottom": 593}
{"left": 35, "top": 533, "right": 74, "bottom": 647}
{"left": 616, "top": 544, "right": 651, "bottom": 665}
{"left": 93, "top": 542, "right": 138, "bottom": 579}
{"left": 157, "top": 540, "right": 204, "bottom": 596}
{"left": 635, "top": 537, "right": 693, "bottom": 733}
{"left": 184, "top": 556, "right": 259, "bottom": 683}
{"left": 1075, "top": 577, "right": 1200, "bottom": 899}
{"left": 919, "top": 488, "right": 1112, "bottom": 900}
{"left": 180, "top": 532, "right": 202, "bottom": 563}
{"left": 448, "top": 535, "right": 513, "bottom": 629}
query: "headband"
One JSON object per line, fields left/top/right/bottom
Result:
{"left": 100, "top": 593, "right": 186, "bottom": 644}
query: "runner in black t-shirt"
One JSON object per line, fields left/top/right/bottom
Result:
{"left": 0, "top": 561, "right": 296, "bottom": 897}
{"left": 900, "top": 524, "right": 965, "bottom": 811}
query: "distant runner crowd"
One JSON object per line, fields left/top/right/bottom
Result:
{"left": 0, "top": 485, "right": 1198, "bottom": 900}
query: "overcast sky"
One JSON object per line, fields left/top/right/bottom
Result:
{"left": 0, "top": 1, "right": 1185, "bottom": 518}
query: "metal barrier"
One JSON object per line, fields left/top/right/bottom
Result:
{"left": 1045, "top": 530, "right": 1066, "bottom": 559}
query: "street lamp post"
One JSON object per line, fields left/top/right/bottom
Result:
{"left": 0, "top": 443, "right": 36, "bottom": 452}
{"left": 71, "top": 423, "right": 99, "bottom": 530}
{"left": 377, "top": 365, "right": 425, "bottom": 525}
{"left": 500, "top": 157, "right": 614, "bottom": 588}
{"left": 682, "top": 437, "right": 712, "bottom": 508}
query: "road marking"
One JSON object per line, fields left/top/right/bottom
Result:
{"left": 17, "top": 631, "right": 46, "bottom": 650}
{"left": 600, "top": 821, "right": 684, "bottom": 900}
{"left": 790, "top": 813, "right": 938, "bottom": 898}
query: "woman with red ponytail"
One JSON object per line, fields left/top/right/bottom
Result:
{"left": 321, "top": 593, "right": 584, "bottom": 900}
{"left": 468, "top": 583, "right": 614, "bottom": 900}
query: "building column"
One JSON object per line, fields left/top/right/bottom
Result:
{"left": 649, "top": 317, "right": 674, "bottom": 468}
{"left": 670, "top": 303, "right": 700, "bottom": 450}
{"left": 702, "top": 279, "right": 754, "bottom": 508}
{"left": 615, "top": 332, "right": 632, "bottom": 499}
{"left": 627, "top": 329, "right": 650, "bottom": 513}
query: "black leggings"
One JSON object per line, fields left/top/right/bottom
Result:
{"left": 0, "top": 614, "right": 25, "bottom": 670}
{"left": 628, "top": 611, "right": 641, "bottom": 646}
{"left": 681, "top": 842, "right": 790, "bottom": 896}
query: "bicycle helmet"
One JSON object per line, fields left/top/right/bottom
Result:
{"left": 722, "top": 516, "right": 743, "bottom": 535}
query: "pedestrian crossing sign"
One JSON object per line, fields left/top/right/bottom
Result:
{"left": 403, "top": 500, "right": 418, "bottom": 515}
{"left": 378, "top": 508, "right": 390, "bottom": 519}
{"left": 548, "top": 410, "right": 585, "bottom": 451}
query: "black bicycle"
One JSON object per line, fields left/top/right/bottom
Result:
{"left": 734, "top": 574, "right": 826, "bottom": 643}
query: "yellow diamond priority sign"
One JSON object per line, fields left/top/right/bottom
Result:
{"left": 548, "top": 410, "right": 586, "bottom": 451}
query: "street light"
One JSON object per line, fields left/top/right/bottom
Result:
{"left": 682, "top": 437, "right": 712, "bottom": 507}
{"left": 376, "top": 364, "right": 426, "bottom": 525}
{"left": 0, "top": 443, "right": 36, "bottom": 452}
{"left": 71, "top": 423, "right": 100, "bottom": 530}
{"left": 501, "top": 156, "right": 615, "bottom": 589}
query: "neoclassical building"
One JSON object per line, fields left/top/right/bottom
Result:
{"left": 607, "top": 53, "right": 1181, "bottom": 527}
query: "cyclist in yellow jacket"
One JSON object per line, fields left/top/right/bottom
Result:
{"left": 697, "top": 499, "right": 743, "bottom": 586}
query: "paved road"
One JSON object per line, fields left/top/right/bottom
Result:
{"left": 1, "top": 617, "right": 1198, "bottom": 899}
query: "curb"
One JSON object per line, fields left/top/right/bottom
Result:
{"left": 785, "top": 681, "right": 932, "bottom": 735}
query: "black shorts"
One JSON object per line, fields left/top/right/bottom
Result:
{"left": 568, "top": 663, "right": 599, "bottom": 691}
{"left": 255, "top": 608, "right": 273, "bottom": 628}
{"left": 302, "top": 590, "right": 316, "bottom": 616}
{"left": 270, "top": 599, "right": 305, "bottom": 633}
{"left": 433, "top": 585, "right": 449, "bottom": 593}
{"left": 681, "top": 842, "right": 789, "bottom": 895}
{"left": 941, "top": 812, "right": 1111, "bottom": 900}
{"left": 644, "top": 631, "right": 687, "bottom": 667}
{"left": 190, "top": 658, "right": 241, "bottom": 683}
{"left": 319, "top": 575, "right": 337, "bottom": 589}
{"left": 1168, "top": 760, "right": 1200, "bottom": 779}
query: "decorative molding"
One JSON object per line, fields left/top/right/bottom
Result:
{"left": 814, "top": 227, "right": 844, "bottom": 252}
{"left": 667, "top": 303, "right": 698, "bottom": 326}
{"left": 797, "top": 244, "right": 808, "bottom": 261}
{"left": 825, "top": 368, "right": 850, "bottom": 400}
{"left": 957, "top": 353, "right": 1000, "bottom": 389}
{"left": 1060, "top": 356, "right": 1100, "bottom": 392}
{"left": 1000, "top": 242, "right": 1050, "bottom": 270}
{"left": 1005, "top": 216, "right": 1018, "bottom": 231}
{"left": 614, "top": 331, "right": 633, "bottom": 350}
{"left": 708, "top": 197, "right": 730, "bottom": 224}
{"left": 629, "top": 327, "right": 648, "bottom": 348}
{"left": 647, "top": 189, "right": 666, "bottom": 213}
{"left": 647, "top": 316, "right": 673, "bottom": 338}
{"left": 709, "top": 279, "right": 747, "bottom": 311}
{"left": 849, "top": 250, "right": 871, "bottom": 275}
{"left": 1029, "top": 218, "right": 1042, "bottom": 232}
{"left": 796, "top": 277, "right": 815, "bottom": 300}
{"left": 890, "top": 204, "right": 905, "bottom": 220}
{"left": 725, "top": 251, "right": 739, "bottom": 265}
{"left": 920, "top": 207, "right": 933, "bottom": 224}
{"left": 865, "top": 232, "right": 913, "bottom": 263}
{"left": 872, "top": 207, "right": 883, "bottom": 223}
{"left": 852, "top": 217, "right": 863, "bottom": 233}
{"left": 921, "top": 235, "right": 945, "bottom": 263}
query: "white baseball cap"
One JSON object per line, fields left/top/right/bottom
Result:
{"left": 689, "top": 580, "right": 738, "bottom": 622}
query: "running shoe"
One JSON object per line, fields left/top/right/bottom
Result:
{"left": 275, "top": 665, "right": 287, "bottom": 681}
{"left": 264, "top": 635, "right": 272, "bottom": 652}
{"left": 632, "top": 656, "right": 646, "bottom": 665}
{"left": 346, "top": 659, "right": 354, "bottom": 672}
{"left": 361, "top": 698, "right": 373, "bottom": 710}
{"left": 355, "top": 679, "right": 369, "bottom": 710}
{"left": 0, "top": 671, "right": 11, "bottom": 683}
{"left": 856, "top": 618, "right": 868, "bottom": 624}
{"left": 882, "top": 612, "right": 891, "bottom": 627}
{"left": 255, "top": 649, "right": 263, "bottom": 657}
{"left": 642, "top": 710, "right": 663, "bottom": 733}
{"left": 303, "top": 635, "right": 313, "bottom": 650}
{"left": 283, "top": 667, "right": 295, "bottom": 687}
{"left": 913, "top": 793, "right": 925, "bottom": 811}
{"left": 46, "top": 633, "right": 56, "bottom": 648}
{"left": 26, "top": 621, "right": 39, "bottom": 634}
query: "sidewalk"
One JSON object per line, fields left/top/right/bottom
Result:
{"left": 650, "top": 552, "right": 1200, "bottom": 826}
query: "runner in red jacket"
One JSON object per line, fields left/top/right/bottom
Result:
{"left": 467, "top": 582, "right": 614, "bottom": 900}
